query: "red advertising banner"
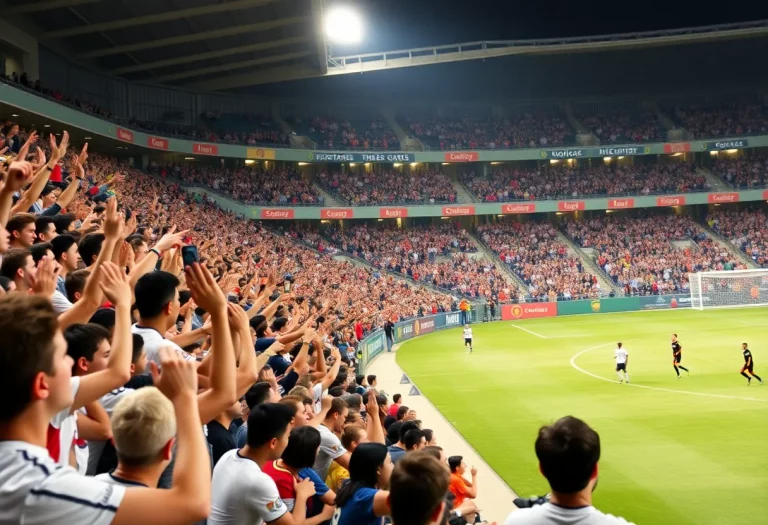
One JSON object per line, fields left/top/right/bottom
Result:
{"left": 192, "top": 143, "right": 219, "bottom": 156}
{"left": 147, "top": 136, "right": 169, "bottom": 150}
{"left": 656, "top": 195, "right": 686, "bottom": 206}
{"left": 663, "top": 142, "right": 691, "bottom": 154}
{"left": 444, "top": 151, "right": 479, "bottom": 162}
{"left": 707, "top": 192, "right": 740, "bottom": 204}
{"left": 608, "top": 198, "right": 634, "bottom": 209}
{"left": 116, "top": 127, "right": 134, "bottom": 143}
{"left": 413, "top": 317, "right": 435, "bottom": 336}
{"left": 501, "top": 203, "right": 536, "bottom": 214}
{"left": 260, "top": 209, "right": 295, "bottom": 220}
{"left": 320, "top": 208, "right": 354, "bottom": 219}
{"left": 501, "top": 303, "right": 557, "bottom": 321}
{"left": 379, "top": 207, "right": 408, "bottom": 218}
{"left": 557, "top": 201, "right": 585, "bottom": 212}
{"left": 442, "top": 205, "right": 475, "bottom": 216}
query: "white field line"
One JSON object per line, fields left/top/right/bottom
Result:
{"left": 509, "top": 324, "right": 548, "bottom": 338}
{"left": 570, "top": 344, "right": 768, "bottom": 403}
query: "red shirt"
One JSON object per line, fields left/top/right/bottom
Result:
{"left": 388, "top": 403, "right": 401, "bottom": 417}
{"left": 263, "top": 460, "right": 299, "bottom": 511}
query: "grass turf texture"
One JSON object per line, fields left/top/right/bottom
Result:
{"left": 396, "top": 308, "right": 768, "bottom": 525}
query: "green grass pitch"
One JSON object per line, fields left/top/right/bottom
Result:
{"left": 396, "top": 308, "right": 768, "bottom": 525}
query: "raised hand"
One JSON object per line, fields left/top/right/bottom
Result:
{"left": 48, "top": 133, "right": 61, "bottom": 163}
{"left": 30, "top": 256, "right": 59, "bottom": 296}
{"left": 366, "top": 388, "right": 379, "bottom": 416}
{"left": 103, "top": 197, "right": 123, "bottom": 239}
{"left": 227, "top": 302, "right": 249, "bottom": 332}
{"left": 57, "top": 131, "right": 70, "bottom": 159}
{"left": 154, "top": 226, "right": 189, "bottom": 254}
{"left": 5, "top": 161, "right": 34, "bottom": 191}
{"left": 98, "top": 262, "right": 132, "bottom": 306}
{"left": 77, "top": 142, "right": 88, "bottom": 166}
{"left": 17, "top": 130, "right": 38, "bottom": 161}
{"left": 264, "top": 340, "right": 284, "bottom": 356}
{"left": 185, "top": 262, "right": 227, "bottom": 313}
{"left": 149, "top": 346, "right": 199, "bottom": 400}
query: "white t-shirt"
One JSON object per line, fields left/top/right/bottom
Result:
{"left": 132, "top": 324, "right": 196, "bottom": 366}
{"left": 47, "top": 376, "right": 81, "bottom": 469}
{"left": 614, "top": 348, "right": 628, "bottom": 365}
{"left": 313, "top": 424, "right": 347, "bottom": 480}
{"left": 50, "top": 290, "right": 73, "bottom": 314}
{"left": 312, "top": 383, "right": 324, "bottom": 414}
{"left": 0, "top": 441, "right": 125, "bottom": 525}
{"left": 209, "top": 449, "right": 288, "bottom": 525}
{"left": 505, "top": 503, "right": 634, "bottom": 525}
{"left": 86, "top": 387, "right": 135, "bottom": 475}
{"left": 463, "top": 327, "right": 473, "bottom": 339}
{"left": 94, "top": 472, "right": 148, "bottom": 488}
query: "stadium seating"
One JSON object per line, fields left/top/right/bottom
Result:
{"left": 200, "top": 112, "right": 290, "bottom": 146}
{"left": 713, "top": 155, "right": 768, "bottom": 189}
{"left": 707, "top": 208, "right": 768, "bottom": 268}
{"left": 317, "top": 170, "right": 457, "bottom": 205}
{"left": 563, "top": 214, "right": 747, "bottom": 295}
{"left": 576, "top": 108, "right": 664, "bottom": 143}
{"left": 669, "top": 101, "right": 768, "bottom": 139}
{"left": 288, "top": 115, "right": 400, "bottom": 150}
{"left": 477, "top": 222, "right": 600, "bottom": 301}
{"left": 461, "top": 163, "right": 709, "bottom": 202}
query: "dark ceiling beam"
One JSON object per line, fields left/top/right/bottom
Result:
{"left": 2, "top": 0, "right": 99, "bottom": 15}
{"left": 77, "top": 17, "right": 305, "bottom": 59}
{"left": 310, "top": 0, "right": 327, "bottom": 75}
{"left": 110, "top": 36, "right": 308, "bottom": 75}
{"left": 185, "top": 65, "right": 321, "bottom": 91}
{"left": 41, "top": 0, "right": 283, "bottom": 39}
{"left": 154, "top": 51, "right": 313, "bottom": 83}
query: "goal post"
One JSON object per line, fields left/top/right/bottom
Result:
{"left": 688, "top": 269, "right": 768, "bottom": 310}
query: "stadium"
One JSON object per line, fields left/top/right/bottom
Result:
{"left": 0, "top": 1, "right": 767, "bottom": 524}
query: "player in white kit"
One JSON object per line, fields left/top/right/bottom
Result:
{"left": 614, "top": 342, "right": 629, "bottom": 383}
{"left": 463, "top": 325, "right": 473, "bottom": 353}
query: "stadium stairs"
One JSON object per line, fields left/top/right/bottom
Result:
{"left": 452, "top": 179, "right": 477, "bottom": 204}
{"left": 653, "top": 104, "right": 678, "bottom": 132}
{"left": 555, "top": 231, "right": 623, "bottom": 296}
{"left": 468, "top": 233, "right": 530, "bottom": 299}
{"left": 379, "top": 109, "right": 424, "bottom": 151}
{"left": 311, "top": 183, "right": 345, "bottom": 207}
{"left": 698, "top": 166, "right": 732, "bottom": 192}
{"left": 271, "top": 106, "right": 316, "bottom": 149}
{"left": 698, "top": 226, "right": 759, "bottom": 269}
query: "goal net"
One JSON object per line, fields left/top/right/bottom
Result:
{"left": 688, "top": 269, "right": 768, "bottom": 310}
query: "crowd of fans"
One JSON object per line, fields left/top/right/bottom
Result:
{"left": 290, "top": 116, "right": 400, "bottom": 150}
{"left": 462, "top": 162, "right": 709, "bottom": 202}
{"left": 670, "top": 101, "right": 768, "bottom": 139}
{"left": 477, "top": 222, "right": 600, "bottom": 301}
{"left": 150, "top": 162, "right": 323, "bottom": 206}
{"left": 576, "top": 108, "right": 664, "bottom": 143}
{"left": 707, "top": 208, "right": 768, "bottom": 268}
{"left": 324, "top": 223, "right": 518, "bottom": 301}
{"left": 564, "top": 214, "right": 746, "bottom": 295}
{"left": 713, "top": 155, "right": 768, "bottom": 189}
{"left": 401, "top": 113, "right": 573, "bottom": 150}
{"left": 317, "top": 169, "right": 457, "bottom": 205}
{"left": 200, "top": 111, "right": 290, "bottom": 146}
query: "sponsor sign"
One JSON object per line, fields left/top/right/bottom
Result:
{"left": 260, "top": 209, "right": 295, "bottom": 220}
{"left": 192, "top": 143, "right": 218, "bottom": 156}
{"left": 541, "top": 148, "right": 585, "bottom": 159}
{"left": 707, "top": 192, "right": 740, "bottom": 204}
{"left": 444, "top": 151, "right": 479, "bottom": 162}
{"left": 557, "top": 201, "right": 585, "bottom": 212}
{"left": 379, "top": 207, "right": 408, "bottom": 218}
{"left": 501, "top": 203, "right": 536, "bottom": 214}
{"left": 443, "top": 312, "right": 461, "bottom": 327}
{"left": 246, "top": 147, "right": 276, "bottom": 160}
{"left": 147, "top": 136, "right": 168, "bottom": 150}
{"left": 598, "top": 146, "right": 650, "bottom": 157}
{"left": 608, "top": 198, "right": 634, "bottom": 209}
{"left": 442, "top": 205, "right": 475, "bottom": 216}
{"left": 656, "top": 195, "right": 686, "bottom": 207}
{"left": 308, "top": 152, "right": 415, "bottom": 163}
{"left": 704, "top": 139, "right": 749, "bottom": 151}
{"left": 501, "top": 302, "right": 557, "bottom": 320}
{"left": 116, "top": 127, "right": 134, "bottom": 143}
{"left": 639, "top": 295, "right": 688, "bottom": 310}
{"left": 320, "top": 208, "right": 354, "bottom": 219}
{"left": 663, "top": 142, "right": 691, "bottom": 154}
{"left": 413, "top": 318, "right": 435, "bottom": 336}
{"left": 397, "top": 322, "right": 414, "bottom": 341}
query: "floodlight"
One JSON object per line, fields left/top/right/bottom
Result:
{"left": 324, "top": 5, "right": 363, "bottom": 44}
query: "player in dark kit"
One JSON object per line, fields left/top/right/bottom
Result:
{"left": 671, "top": 334, "right": 689, "bottom": 378}
{"left": 740, "top": 343, "right": 763, "bottom": 386}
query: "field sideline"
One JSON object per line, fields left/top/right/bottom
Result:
{"left": 395, "top": 307, "right": 768, "bottom": 525}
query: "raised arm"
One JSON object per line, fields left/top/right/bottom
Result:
{"left": 364, "top": 389, "right": 385, "bottom": 444}
{"left": 228, "top": 303, "right": 260, "bottom": 399}
{"left": 11, "top": 133, "right": 65, "bottom": 215}
{"left": 0, "top": 161, "right": 34, "bottom": 227}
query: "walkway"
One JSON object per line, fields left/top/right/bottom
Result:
{"left": 367, "top": 347, "right": 518, "bottom": 523}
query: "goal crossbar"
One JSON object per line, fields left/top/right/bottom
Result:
{"left": 688, "top": 269, "right": 768, "bottom": 310}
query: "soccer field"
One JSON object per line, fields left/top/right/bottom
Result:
{"left": 396, "top": 307, "right": 768, "bottom": 525}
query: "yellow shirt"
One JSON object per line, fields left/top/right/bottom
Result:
{"left": 326, "top": 460, "right": 349, "bottom": 492}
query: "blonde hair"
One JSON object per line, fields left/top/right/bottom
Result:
{"left": 111, "top": 387, "right": 177, "bottom": 466}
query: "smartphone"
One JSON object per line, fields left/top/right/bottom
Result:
{"left": 181, "top": 245, "right": 199, "bottom": 268}
{"left": 283, "top": 280, "right": 292, "bottom": 293}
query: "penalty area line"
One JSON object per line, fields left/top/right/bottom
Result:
{"left": 570, "top": 344, "right": 768, "bottom": 403}
{"left": 509, "top": 324, "right": 548, "bottom": 338}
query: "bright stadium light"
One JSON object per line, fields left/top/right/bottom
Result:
{"left": 325, "top": 5, "right": 363, "bottom": 44}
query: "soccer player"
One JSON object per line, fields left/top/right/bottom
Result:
{"left": 671, "top": 334, "right": 689, "bottom": 379}
{"left": 463, "top": 324, "right": 473, "bottom": 353}
{"left": 740, "top": 343, "right": 763, "bottom": 386}
{"left": 614, "top": 342, "right": 629, "bottom": 384}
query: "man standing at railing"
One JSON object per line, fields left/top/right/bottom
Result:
{"left": 384, "top": 319, "right": 394, "bottom": 352}
{"left": 459, "top": 298, "right": 470, "bottom": 325}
